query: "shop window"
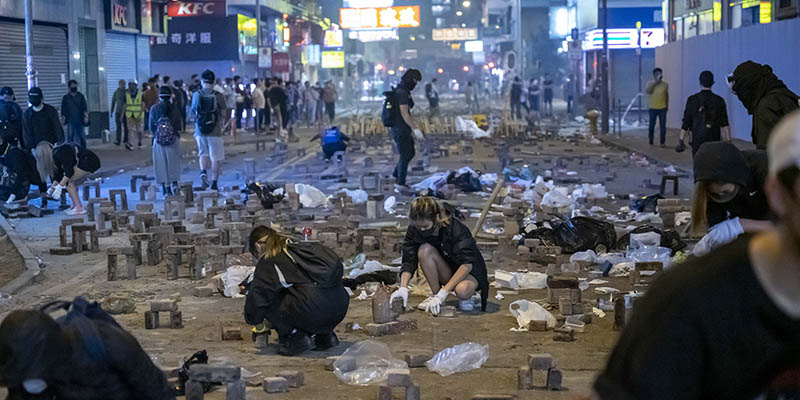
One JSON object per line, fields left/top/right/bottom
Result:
{"left": 684, "top": 15, "right": 698, "bottom": 38}
{"left": 698, "top": 10, "right": 714, "bottom": 34}
{"left": 674, "top": 17, "right": 684, "bottom": 40}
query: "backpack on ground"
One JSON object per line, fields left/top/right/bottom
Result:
{"left": 0, "top": 101, "right": 21, "bottom": 143}
{"left": 322, "top": 127, "right": 342, "bottom": 145}
{"left": 285, "top": 241, "right": 343, "bottom": 288}
{"left": 196, "top": 91, "right": 218, "bottom": 135}
{"left": 381, "top": 90, "right": 396, "bottom": 127}
{"left": 155, "top": 113, "right": 179, "bottom": 146}
{"left": 39, "top": 296, "right": 121, "bottom": 362}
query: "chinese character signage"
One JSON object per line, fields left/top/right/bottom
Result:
{"left": 150, "top": 16, "right": 238, "bottom": 61}
{"left": 339, "top": 6, "right": 420, "bottom": 29}
{"left": 432, "top": 28, "right": 479, "bottom": 41}
{"left": 272, "top": 52, "right": 290, "bottom": 73}
{"left": 321, "top": 51, "right": 345, "bottom": 69}
{"left": 168, "top": 1, "right": 227, "bottom": 17}
{"left": 324, "top": 29, "right": 344, "bottom": 47}
{"left": 259, "top": 47, "right": 272, "bottom": 68}
{"left": 303, "top": 45, "right": 321, "bottom": 66}
{"left": 347, "top": 29, "right": 399, "bottom": 42}
{"left": 105, "top": 0, "right": 139, "bottom": 32}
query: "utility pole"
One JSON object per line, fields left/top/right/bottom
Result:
{"left": 636, "top": 21, "right": 642, "bottom": 124}
{"left": 256, "top": 0, "right": 261, "bottom": 79}
{"left": 25, "top": 0, "right": 36, "bottom": 89}
{"left": 600, "top": 0, "right": 609, "bottom": 134}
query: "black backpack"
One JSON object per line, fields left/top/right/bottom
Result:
{"left": 196, "top": 91, "right": 218, "bottom": 135}
{"left": 0, "top": 101, "right": 21, "bottom": 143}
{"left": 381, "top": 90, "right": 396, "bottom": 127}
{"left": 285, "top": 241, "right": 343, "bottom": 288}
{"left": 39, "top": 297, "right": 121, "bottom": 362}
{"left": 692, "top": 95, "right": 719, "bottom": 143}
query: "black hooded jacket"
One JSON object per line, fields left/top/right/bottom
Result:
{"left": 731, "top": 61, "right": 800, "bottom": 149}
{"left": 693, "top": 142, "right": 771, "bottom": 227}
{"left": 402, "top": 217, "right": 490, "bottom": 311}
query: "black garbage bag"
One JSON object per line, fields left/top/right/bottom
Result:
{"left": 447, "top": 171, "right": 483, "bottom": 193}
{"left": 173, "top": 350, "right": 216, "bottom": 396}
{"left": 244, "top": 182, "right": 285, "bottom": 209}
{"left": 417, "top": 188, "right": 448, "bottom": 199}
{"left": 616, "top": 225, "right": 687, "bottom": 255}
{"left": 631, "top": 194, "right": 663, "bottom": 213}
{"left": 524, "top": 216, "right": 617, "bottom": 253}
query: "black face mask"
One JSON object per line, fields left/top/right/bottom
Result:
{"left": 69, "top": 86, "right": 78, "bottom": 93}
{"left": 29, "top": 97, "right": 42, "bottom": 107}
{"left": 418, "top": 226, "right": 436, "bottom": 238}
{"left": 403, "top": 79, "right": 418, "bottom": 91}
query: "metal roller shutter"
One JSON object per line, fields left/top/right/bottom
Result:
{"left": 136, "top": 35, "right": 151, "bottom": 84}
{"left": 105, "top": 32, "right": 138, "bottom": 132}
{"left": 0, "top": 20, "right": 68, "bottom": 110}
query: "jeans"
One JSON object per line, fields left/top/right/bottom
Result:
{"left": 114, "top": 112, "right": 126, "bottom": 144}
{"left": 648, "top": 108, "right": 668, "bottom": 144}
{"left": 67, "top": 123, "right": 86, "bottom": 148}
{"left": 235, "top": 103, "right": 244, "bottom": 129}
{"left": 257, "top": 108, "right": 266, "bottom": 131}
{"left": 391, "top": 128, "right": 415, "bottom": 186}
{"left": 325, "top": 102, "right": 335, "bottom": 123}
{"left": 567, "top": 96, "right": 574, "bottom": 115}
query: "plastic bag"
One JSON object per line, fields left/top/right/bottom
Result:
{"left": 525, "top": 217, "right": 617, "bottom": 253}
{"left": 570, "top": 250, "right": 597, "bottom": 264}
{"left": 456, "top": 116, "right": 491, "bottom": 139}
{"left": 480, "top": 173, "right": 498, "bottom": 186}
{"left": 426, "top": 343, "right": 489, "bottom": 376}
{"left": 347, "top": 260, "right": 400, "bottom": 279}
{"left": 509, "top": 300, "right": 557, "bottom": 329}
{"left": 516, "top": 272, "right": 548, "bottom": 290}
{"left": 339, "top": 189, "right": 368, "bottom": 204}
{"left": 541, "top": 190, "right": 571, "bottom": 208}
{"left": 628, "top": 245, "right": 672, "bottom": 269}
{"left": 217, "top": 266, "right": 255, "bottom": 298}
{"left": 295, "top": 183, "right": 327, "bottom": 208}
{"left": 333, "top": 340, "right": 407, "bottom": 386}
{"left": 448, "top": 171, "right": 482, "bottom": 193}
{"left": 412, "top": 172, "right": 449, "bottom": 191}
{"left": 617, "top": 226, "right": 686, "bottom": 255}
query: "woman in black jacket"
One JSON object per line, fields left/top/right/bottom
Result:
{"left": 390, "top": 196, "right": 490, "bottom": 315}
{"left": 1, "top": 137, "right": 43, "bottom": 202}
{"left": 35, "top": 141, "right": 100, "bottom": 215}
{"left": 244, "top": 226, "right": 349, "bottom": 356}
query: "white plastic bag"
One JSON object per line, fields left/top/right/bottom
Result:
{"left": 509, "top": 300, "right": 557, "bottom": 330}
{"left": 541, "top": 190, "right": 571, "bottom": 208}
{"left": 480, "top": 173, "right": 498, "bottom": 186}
{"left": 333, "top": 340, "right": 407, "bottom": 386}
{"left": 516, "top": 272, "right": 548, "bottom": 290}
{"left": 339, "top": 189, "right": 368, "bottom": 204}
{"left": 412, "top": 172, "right": 449, "bottom": 191}
{"left": 426, "top": 343, "right": 489, "bottom": 376}
{"left": 347, "top": 260, "right": 400, "bottom": 279}
{"left": 295, "top": 183, "right": 327, "bottom": 208}
{"left": 384, "top": 196, "right": 397, "bottom": 214}
{"left": 630, "top": 232, "right": 661, "bottom": 248}
{"left": 570, "top": 250, "right": 597, "bottom": 264}
{"left": 628, "top": 245, "right": 672, "bottom": 269}
{"left": 218, "top": 266, "right": 255, "bottom": 298}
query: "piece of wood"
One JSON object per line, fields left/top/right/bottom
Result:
{"left": 471, "top": 177, "right": 505, "bottom": 237}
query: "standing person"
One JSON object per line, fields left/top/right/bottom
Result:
{"left": 676, "top": 71, "right": 731, "bottom": 155}
{"left": 464, "top": 81, "right": 474, "bottom": 113}
{"left": 542, "top": 73, "right": 554, "bottom": 116}
{"left": 646, "top": 67, "right": 669, "bottom": 146}
{"left": 592, "top": 111, "right": 800, "bottom": 400}
{"left": 323, "top": 81, "right": 338, "bottom": 124}
{"left": 727, "top": 60, "right": 800, "bottom": 150}
{"left": 252, "top": 79, "right": 266, "bottom": 132}
{"left": 565, "top": 74, "right": 576, "bottom": 115}
{"left": 191, "top": 70, "right": 227, "bottom": 191}
{"left": 149, "top": 86, "right": 182, "bottom": 198}
{"left": 245, "top": 226, "right": 349, "bottom": 356}
{"left": 528, "top": 78, "right": 540, "bottom": 114}
{"left": 390, "top": 197, "right": 490, "bottom": 314}
{"left": 233, "top": 75, "right": 245, "bottom": 131}
{"left": 315, "top": 82, "right": 324, "bottom": 128}
{"left": 37, "top": 142, "right": 100, "bottom": 215}
{"left": 223, "top": 78, "right": 236, "bottom": 136}
{"left": 387, "top": 69, "right": 423, "bottom": 191}
{"left": 510, "top": 76, "right": 523, "bottom": 119}
{"left": 60, "top": 80, "right": 88, "bottom": 148}
{"left": 142, "top": 78, "right": 159, "bottom": 134}
{"left": 124, "top": 80, "right": 144, "bottom": 150}
{"left": 110, "top": 80, "right": 127, "bottom": 146}
{"left": 173, "top": 80, "right": 188, "bottom": 132}
{"left": 0, "top": 87, "right": 23, "bottom": 150}
{"left": 268, "top": 78, "right": 288, "bottom": 139}
{"left": 303, "top": 81, "right": 317, "bottom": 126}
{"left": 425, "top": 78, "right": 440, "bottom": 118}
{"left": 22, "top": 87, "right": 63, "bottom": 152}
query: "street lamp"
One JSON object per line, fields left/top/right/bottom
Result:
{"left": 437, "top": 68, "right": 444, "bottom": 74}
{"left": 463, "top": 65, "right": 470, "bottom": 72}
{"left": 456, "top": 11, "right": 463, "bottom": 16}
{"left": 463, "top": 1, "right": 471, "bottom": 7}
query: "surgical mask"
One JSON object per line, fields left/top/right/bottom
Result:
{"left": 69, "top": 86, "right": 78, "bottom": 93}
{"left": 22, "top": 379, "right": 47, "bottom": 394}
{"left": 29, "top": 96, "right": 42, "bottom": 106}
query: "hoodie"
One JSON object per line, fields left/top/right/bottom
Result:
{"left": 731, "top": 61, "right": 800, "bottom": 149}
{"left": 693, "top": 142, "right": 771, "bottom": 227}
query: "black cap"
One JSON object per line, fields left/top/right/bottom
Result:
{"left": 28, "top": 87, "right": 43, "bottom": 98}
{"left": 0, "top": 87, "right": 13, "bottom": 96}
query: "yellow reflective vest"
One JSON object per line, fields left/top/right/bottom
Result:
{"left": 125, "top": 91, "right": 143, "bottom": 118}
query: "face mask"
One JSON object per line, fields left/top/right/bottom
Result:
{"left": 23, "top": 379, "right": 47, "bottom": 394}
{"left": 709, "top": 188, "right": 738, "bottom": 203}
{"left": 69, "top": 86, "right": 78, "bottom": 93}
{"left": 418, "top": 226, "right": 436, "bottom": 238}
{"left": 29, "top": 97, "right": 42, "bottom": 106}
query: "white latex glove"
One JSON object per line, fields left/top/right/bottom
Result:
{"left": 390, "top": 287, "right": 409, "bottom": 308}
{"left": 425, "top": 289, "right": 449, "bottom": 316}
{"left": 46, "top": 184, "right": 55, "bottom": 197}
{"left": 51, "top": 184, "right": 64, "bottom": 201}
{"left": 693, "top": 217, "right": 744, "bottom": 256}
{"left": 413, "top": 129, "right": 424, "bottom": 140}
{"left": 5, "top": 194, "right": 15, "bottom": 204}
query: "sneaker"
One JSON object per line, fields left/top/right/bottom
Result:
{"left": 394, "top": 184, "right": 411, "bottom": 194}
{"left": 459, "top": 299, "right": 475, "bottom": 311}
{"left": 675, "top": 140, "right": 686, "bottom": 153}
{"left": 312, "top": 332, "right": 340, "bottom": 351}
{"left": 278, "top": 331, "right": 313, "bottom": 356}
{"left": 114, "top": 141, "right": 121, "bottom": 146}
{"left": 125, "top": 143, "right": 134, "bottom": 151}
{"left": 200, "top": 174, "right": 209, "bottom": 190}
{"left": 65, "top": 207, "right": 87, "bottom": 215}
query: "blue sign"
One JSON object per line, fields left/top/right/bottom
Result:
{"left": 150, "top": 16, "right": 239, "bottom": 61}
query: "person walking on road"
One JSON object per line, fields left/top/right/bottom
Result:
{"left": 125, "top": 80, "right": 144, "bottom": 150}
{"left": 646, "top": 68, "right": 669, "bottom": 146}
{"left": 149, "top": 85, "right": 183, "bottom": 197}
{"left": 323, "top": 81, "right": 338, "bottom": 124}
{"left": 676, "top": 71, "right": 731, "bottom": 155}
{"left": 253, "top": 79, "right": 266, "bottom": 133}
{"left": 425, "top": 78, "right": 440, "bottom": 118}
{"left": 510, "top": 76, "right": 523, "bottom": 119}
{"left": 191, "top": 70, "right": 227, "bottom": 191}
{"left": 60, "top": 80, "right": 88, "bottom": 149}
{"left": 110, "top": 80, "right": 127, "bottom": 146}
{"left": 387, "top": 69, "right": 424, "bottom": 192}
{"left": 542, "top": 73, "right": 555, "bottom": 116}
{"left": 223, "top": 78, "right": 237, "bottom": 136}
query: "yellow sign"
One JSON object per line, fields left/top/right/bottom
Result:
{"left": 321, "top": 51, "right": 345, "bottom": 68}
{"left": 759, "top": 1, "right": 771, "bottom": 23}
{"left": 339, "top": 6, "right": 421, "bottom": 29}
{"left": 432, "top": 27, "right": 479, "bottom": 41}
{"left": 451, "top": 43, "right": 461, "bottom": 50}
{"left": 324, "top": 29, "right": 344, "bottom": 47}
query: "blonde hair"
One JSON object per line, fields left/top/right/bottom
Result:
{"left": 248, "top": 225, "right": 289, "bottom": 259}
{"left": 34, "top": 141, "right": 55, "bottom": 184}
{"left": 690, "top": 182, "right": 710, "bottom": 236}
{"left": 409, "top": 196, "right": 451, "bottom": 229}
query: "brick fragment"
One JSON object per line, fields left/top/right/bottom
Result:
{"left": 386, "top": 368, "right": 412, "bottom": 387}
{"left": 190, "top": 364, "right": 241, "bottom": 383}
{"left": 221, "top": 326, "right": 242, "bottom": 341}
{"left": 405, "top": 384, "right": 420, "bottom": 400}
{"left": 527, "top": 353, "right": 553, "bottom": 370}
{"left": 405, "top": 353, "right": 431, "bottom": 368}
{"left": 547, "top": 368, "right": 563, "bottom": 390}
{"left": 518, "top": 366, "right": 533, "bottom": 390}
{"left": 275, "top": 370, "right": 304, "bottom": 388}
{"left": 262, "top": 377, "right": 289, "bottom": 393}
{"left": 150, "top": 300, "right": 178, "bottom": 312}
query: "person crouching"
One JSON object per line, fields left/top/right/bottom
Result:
{"left": 244, "top": 226, "right": 349, "bottom": 356}
{"left": 311, "top": 126, "right": 350, "bottom": 161}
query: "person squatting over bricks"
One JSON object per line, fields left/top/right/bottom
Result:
{"left": 390, "top": 196, "right": 490, "bottom": 315}
{"left": 244, "top": 226, "right": 350, "bottom": 356}
{"left": 35, "top": 141, "right": 100, "bottom": 215}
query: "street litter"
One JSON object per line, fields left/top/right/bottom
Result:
{"left": 426, "top": 343, "right": 489, "bottom": 376}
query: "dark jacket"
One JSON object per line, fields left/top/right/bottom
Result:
{"left": 53, "top": 144, "right": 100, "bottom": 181}
{"left": 730, "top": 61, "right": 800, "bottom": 149}
{"left": 402, "top": 217, "right": 490, "bottom": 311}
{"left": 110, "top": 88, "right": 127, "bottom": 115}
{"left": 23, "top": 104, "right": 64, "bottom": 150}
{"left": 148, "top": 101, "right": 182, "bottom": 135}
{"left": 0, "top": 99, "right": 24, "bottom": 145}
{"left": 0, "top": 146, "right": 41, "bottom": 200}
{"left": 60, "top": 92, "right": 87, "bottom": 126}
{"left": 694, "top": 142, "right": 770, "bottom": 227}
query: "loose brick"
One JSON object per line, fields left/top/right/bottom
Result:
{"left": 528, "top": 320, "right": 548, "bottom": 331}
{"left": 193, "top": 286, "right": 214, "bottom": 297}
{"left": 547, "top": 368, "right": 563, "bottom": 391}
{"left": 405, "top": 384, "right": 420, "bottom": 400}
{"left": 50, "top": 246, "right": 74, "bottom": 255}
{"left": 531, "top": 368, "right": 548, "bottom": 388}
{"left": 528, "top": 353, "right": 553, "bottom": 370}
{"left": 386, "top": 368, "right": 412, "bottom": 387}
{"left": 405, "top": 353, "right": 431, "bottom": 368}
{"left": 144, "top": 311, "right": 159, "bottom": 329}
{"left": 150, "top": 300, "right": 178, "bottom": 312}
{"left": 518, "top": 366, "right": 533, "bottom": 390}
{"left": 190, "top": 365, "right": 241, "bottom": 383}
{"left": 275, "top": 370, "right": 304, "bottom": 388}
{"left": 377, "top": 385, "right": 394, "bottom": 400}
{"left": 221, "top": 326, "right": 242, "bottom": 341}
{"left": 263, "top": 377, "right": 289, "bottom": 393}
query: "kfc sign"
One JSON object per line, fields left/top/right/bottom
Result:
{"left": 168, "top": 1, "right": 227, "bottom": 17}
{"left": 106, "top": 0, "right": 138, "bottom": 31}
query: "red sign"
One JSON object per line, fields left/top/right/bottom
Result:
{"left": 113, "top": 3, "right": 128, "bottom": 26}
{"left": 272, "top": 52, "right": 290, "bottom": 73}
{"left": 168, "top": 1, "right": 226, "bottom": 17}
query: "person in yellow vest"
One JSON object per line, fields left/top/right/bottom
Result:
{"left": 124, "top": 80, "right": 143, "bottom": 151}
{"left": 646, "top": 68, "right": 670, "bottom": 147}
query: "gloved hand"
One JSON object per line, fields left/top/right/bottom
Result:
{"left": 51, "top": 184, "right": 64, "bottom": 201}
{"left": 46, "top": 184, "right": 55, "bottom": 197}
{"left": 251, "top": 322, "right": 271, "bottom": 342}
{"left": 390, "top": 287, "right": 409, "bottom": 308}
{"left": 693, "top": 217, "right": 744, "bottom": 256}
{"left": 5, "top": 194, "right": 15, "bottom": 204}
{"left": 413, "top": 129, "right": 424, "bottom": 140}
{"left": 424, "top": 289, "right": 449, "bottom": 316}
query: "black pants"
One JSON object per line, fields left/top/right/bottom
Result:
{"left": 648, "top": 108, "right": 667, "bottom": 144}
{"left": 235, "top": 103, "right": 245, "bottom": 129}
{"left": 567, "top": 96, "right": 574, "bottom": 114}
{"left": 263, "top": 286, "right": 349, "bottom": 337}
{"left": 322, "top": 142, "right": 347, "bottom": 160}
{"left": 391, "top": 128, "right": 415, "bottom": 186}
{"left": 114, "top": 112, "right": 126, "bottom": 143}
{"left": 257, "top": 108, "right": 266, "bottom": 131}
{"left": 511, "top": 100, "right": 521, "bottom": 119}
{"left": 325, "top": 102, "right": 335, "bottom": 123}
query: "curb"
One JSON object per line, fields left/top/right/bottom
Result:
{"left": 0, "top": 214, "right": 41, "bottom": 295}
{"left": 596, "top": 136, "right": 692, "bottom": 175}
